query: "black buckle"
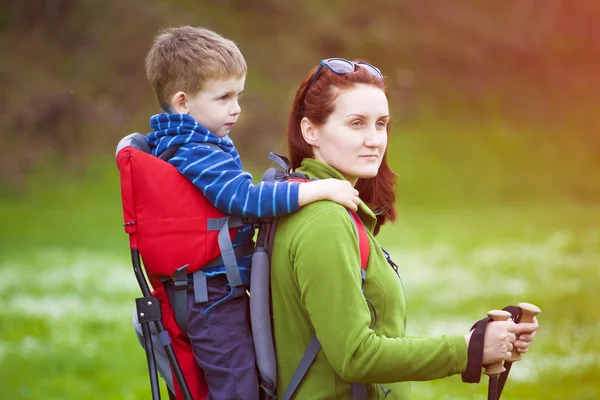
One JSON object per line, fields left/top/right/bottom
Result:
{"left": 382, "top": 247, "right": 399, "bottom": 275}
{"left": 173, "top": 278, "right": 188, "bottom": 289}
{"left": 173, "top": 265, "right": 189, "bottom": 290}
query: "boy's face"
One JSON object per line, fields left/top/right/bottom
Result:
{"left": 184, "top": 76, "right": 246, "bottom": 138}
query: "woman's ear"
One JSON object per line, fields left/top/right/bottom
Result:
{"left": 300, "top": 117, "right": 319, "bottom": 147}
{"left": 170, "top": 91, "right": 188, "bottom": 114}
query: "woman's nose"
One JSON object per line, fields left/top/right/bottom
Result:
{"left": 365, "top": 126, "right": 384, "bottom": 147}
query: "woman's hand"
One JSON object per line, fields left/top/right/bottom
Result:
{"left": 481, "top": 320, "right": 517, "bottom": 365}
{"left": 512, "top": 317, "right": 538, "bottom": 355}
{"left": 464, "top": 317, "right": 539, "bottom": 365}
{"left": 464, "top": 320, "right": 515, "bottom": 365}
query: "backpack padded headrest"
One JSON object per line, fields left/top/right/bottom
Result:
{"left": 115, "top": 133, "right": 151, "bottom": 161}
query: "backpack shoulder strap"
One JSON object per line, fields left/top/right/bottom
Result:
{"left": 348, "top": 210, "right": 369, "bottom": 271}
{"left": 281, "top": 210, "right": 371, "bottom": 400}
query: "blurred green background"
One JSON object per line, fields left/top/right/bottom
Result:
{"left": 1, "top": 1, "right": 599, "bottom": 399}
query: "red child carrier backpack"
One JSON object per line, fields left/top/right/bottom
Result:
{"left": 116, "top": 132, "right": 238, "bottom": 400}
{"left": 116, "top": 133, "right": 374, "bottom": 400}
{"left": 116, "top": 133, "right": 243, "bottom": 288}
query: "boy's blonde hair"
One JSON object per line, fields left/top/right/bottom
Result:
{"left": 145, "top": 26, "right": 247, "bottom": 111}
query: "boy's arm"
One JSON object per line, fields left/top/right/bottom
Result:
{"left": 297, "top": 179, "right": 359, "bottom": 211}
{"left": 170, "top": 144, "right": 358, "bottom": 217}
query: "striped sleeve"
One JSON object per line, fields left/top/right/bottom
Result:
{"left": 169, "top": 144, "right": 301, "bottom": 217}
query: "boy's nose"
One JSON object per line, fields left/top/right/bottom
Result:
{"left": 230, "top": 101, "right": 241, "bottom": 115}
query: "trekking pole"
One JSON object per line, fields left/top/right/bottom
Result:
{"left": 483, "top": 310, "right": 512, "bottom": 400}
{"left": 496, "top": 302, "right": 541, "bottom": 399}
{"left": 507, "top": 303, "right": 541, "bottom": 362}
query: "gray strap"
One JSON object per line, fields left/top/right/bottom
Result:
{"left": 207, "top": 217, "right": 243, "bottom": 287}
{"left": 202, "top": 242, "right": 254, "bottom": 270}
{"left": 268, "top": 152, "right": 292, "bottom": 172}
{"left": 351, "top": 383, "right": 368, "bottom": 400}
{"left": 157, "top": 330, "right": 171, "bottom": 347}
{"left": 207, "top": 215, "right": 245, "bottom": 230}
{"left": 250, "top": 221, "right": 280, "bottom": 399}
{"left": 157, "top": 242, "right": 254, "bottom": 285}
{"left": 250, "top": 247, "right": 277, "bottom": 397}
{"left": 379, "top": 384, "right": 392, "bottom": 398}
{"left": 266, "top": 220, "right": 279, "bottom": 258}
{"left": 282, "top": 334, "right": 321, "bottom": 400}
{"left": 193, "top": 270, "right": 208, "bottom": 304}
{"left": 173, "top": 265, "right": 188, "bottom": 332}
{"left": 282, "top": 334, "right": 369, "bottom": 400}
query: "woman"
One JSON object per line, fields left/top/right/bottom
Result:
{"left": 270, "top": 59, "right": 538, "bottom": 399}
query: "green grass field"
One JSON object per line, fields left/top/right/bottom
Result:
{"left": 1, "top": 132, "right": 599, "bottom": 399}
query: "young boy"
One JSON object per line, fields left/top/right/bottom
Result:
{"left": 142, "top": 26, "right": 359, "bottom": 399}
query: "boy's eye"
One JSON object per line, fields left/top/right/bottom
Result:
{"left": 218, "top": 95, "right": 229, "bottom": 101}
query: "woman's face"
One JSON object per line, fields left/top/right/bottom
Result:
{"left": 302, "top": 84, "right": 389, "bottom": 185}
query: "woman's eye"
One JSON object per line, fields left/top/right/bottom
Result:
{"left": 351, "top": 120, "right": 363, "bottom": 127}
{"left": 377, "top": 121, "right": 387, "bottom": 128}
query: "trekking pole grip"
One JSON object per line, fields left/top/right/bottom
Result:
{"left": 483, "top": 310, "right": 513, "bottom": 376}
{"left": 507, "top": 302, "right": 541, "bottom": 362}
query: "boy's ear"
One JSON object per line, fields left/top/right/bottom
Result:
{"left": 300, "top": 117, "right": 319, "bottom": 147}
{"left": 170, "top": 91, "right": 188, "bottom": 114}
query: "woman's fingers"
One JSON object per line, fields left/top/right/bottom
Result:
{"left": 519, "top": 331, "right": 536, "bottom": 341}
{"left": 511, "top": 320, "right": 538, "bottom": 335}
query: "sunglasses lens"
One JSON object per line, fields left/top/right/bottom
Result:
{"left": 357, "top": 62, "right": 383, "bottom": 78}
{"left": 326, "top": 59, "right": 355, "bottom": 74}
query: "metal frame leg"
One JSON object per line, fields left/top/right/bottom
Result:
{"left": 139, "top": 317, "right": 162, "bottom": 400}
{"left": 133, "top": 249, "right": 193, "bottom": 400}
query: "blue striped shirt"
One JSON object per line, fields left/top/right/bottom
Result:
{"left": 146, "top": 113, "right": 301, "bottom": 282}
{"left": 147, "top": 113, "right": 301, "bottom": 218}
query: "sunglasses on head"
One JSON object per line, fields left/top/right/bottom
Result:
{"left": 308, "top": 58, "right": 383, "bottom": 87}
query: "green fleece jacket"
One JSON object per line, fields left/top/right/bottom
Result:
{"left": 270, "top": 158, "right": 468, "bottom": 399}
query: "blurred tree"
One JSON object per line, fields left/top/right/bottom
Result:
{"left": 0, "top": 0, "right": 598, "bottom": 189}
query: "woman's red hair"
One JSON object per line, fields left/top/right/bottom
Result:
{"left": 287, "top": 63, "right": 397, "bottom": 235}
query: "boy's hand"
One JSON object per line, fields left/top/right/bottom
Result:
{"left": 322, "top": 179, "right": 361, "bottom": 211}
{"left": 298, "top": 179, "right": 360, "bottom": 211}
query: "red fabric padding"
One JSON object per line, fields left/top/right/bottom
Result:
{"left": 117, "top": 147, "right": 139, "bottom": 249}
{"left": 116, "top": 146, "right": 238, "bottom": 285}
{"left": 153, "top": 285, "right": 209, "bottom": 400}
{"left": 287, "top": 178, "right": 370, "bottom": 270}
{"left": 349, "top": 211, "right": 370, "bottom": 270}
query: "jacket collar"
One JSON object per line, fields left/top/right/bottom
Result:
{"left": 296, "top": 158, "right": 377, "bottom": 232}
